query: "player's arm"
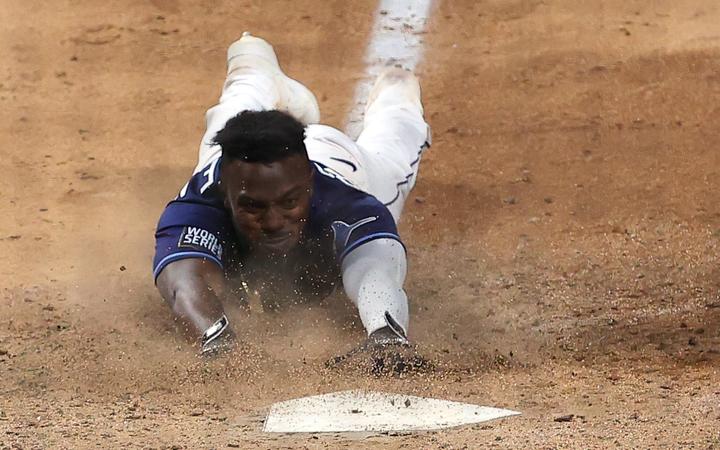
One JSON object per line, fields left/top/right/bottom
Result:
{"left": 334, "top": 238, "right": 429, "bottom": 374}
{"left": 341, "top": 238, "right": 410, "bottom": 344}
{"left": 153, "top": 186, "right": 236, "bottom": 354}
{"left": 156, "top": 258, "right": 235, "bottom": 354}
{"left": 152, "top": 156, "right": 238, "bottom": 354}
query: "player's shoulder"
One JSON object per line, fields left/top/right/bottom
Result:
{"left": 309, "top": 167, "right": 401, "bottom": 260}
{"left": 310, "top": 166, "right": 392, "bottom": 224}
{"left": 175, "top": 155, "right": 224, "bottom": 205}
{"left": 312, "top": 164, "right": 383, "bottom": 203}
{"left": 157, "top": 155, "right": 226, "bottom": 231}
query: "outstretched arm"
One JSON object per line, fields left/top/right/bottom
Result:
{"left": 341, "top": 238, "right": 410, "bottom": 340}
{"left": 156, "top": 258, "right": 235, "bottom": 354}
{"left": 335, "top": 238, "right": 429, "bottom": 374}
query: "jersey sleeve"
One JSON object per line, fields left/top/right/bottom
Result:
{"left": 329, "top": 194, "right": 405, "bottom": 262}
{"left": 152, "top": 156, "right": 232, "bottom": 281}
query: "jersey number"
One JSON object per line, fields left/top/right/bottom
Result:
{"left": 178, "top": 157, "right": 220, "bottom": 198}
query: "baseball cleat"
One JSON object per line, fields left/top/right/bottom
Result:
{"left": 365, "top": 65, "right": 424, "bottom": 117}
{"left": 226, "top": 32, "right": 321, "bottom": 124}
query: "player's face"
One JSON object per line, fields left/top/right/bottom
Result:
{"left": 220, "top": 154, "right": 313, "bottom": 254}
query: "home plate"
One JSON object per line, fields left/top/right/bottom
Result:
{"left": 263, "top": 390, "right": 520, "bottom": 433}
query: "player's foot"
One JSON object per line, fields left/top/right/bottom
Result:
{"left": 226, "top": 32, "right": 321, "bottom": 124}
{"left": 364, "top": 65, "right": 431, "bottom": 149}
{"left": 365, "top": 65, "right": 424, "bottom": 117}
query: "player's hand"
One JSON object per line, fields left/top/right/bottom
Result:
{"left": 327, "top": 326, "right": 431, "bottom": 376}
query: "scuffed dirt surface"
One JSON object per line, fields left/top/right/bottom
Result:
{"left": 1, "top": 0, "right": 719, "bottom": 448}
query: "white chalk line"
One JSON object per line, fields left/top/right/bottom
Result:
{"left": 344, "top": 0, "right": 435, "bottom": 138}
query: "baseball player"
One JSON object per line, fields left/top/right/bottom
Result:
{"left": 153, "top": 33, "right": 430, "bottom": 371}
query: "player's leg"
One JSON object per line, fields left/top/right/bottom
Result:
{"left": 304, "top": 124, "right": 374, "bottom": 194}
{"left": 355, "top": 67, "right": 430, "bottom": 222}
{"left": 303, "top": 68, "right": 429, "bottom": 222}
{"left": 194, "top": 33, "right": 320, "bottom": 173}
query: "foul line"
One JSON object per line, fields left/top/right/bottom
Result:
{"left": 344, "top": 0, "right": 435, "bottom": 139}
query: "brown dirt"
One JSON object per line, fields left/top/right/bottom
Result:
{"left": 2, "top": 0, "right": 720, "bottom": 448}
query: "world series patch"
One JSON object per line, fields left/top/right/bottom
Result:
{"left": 177, "top": 226, "right": 223, "bottom": 260}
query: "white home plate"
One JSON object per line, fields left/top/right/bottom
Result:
{"left": 263, "top": 390, "right": 520, "bottom": 433}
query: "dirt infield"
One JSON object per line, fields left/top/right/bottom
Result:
{"left": 2, "top": 0, "right": 720, "bottom": 448}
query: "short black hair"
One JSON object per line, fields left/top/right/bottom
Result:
{"left": 212, "top": 110, "right": 307, "bottom": 163}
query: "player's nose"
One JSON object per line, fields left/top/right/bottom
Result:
{"left": 261, "top": 206, "right": 285, "bottom": 233}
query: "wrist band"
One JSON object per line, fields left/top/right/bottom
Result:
{"left": 201, "top": 314, "right": 229, "bottom": 347}
{"left": 384, "top": 311, "right": 409, "bottom": 345}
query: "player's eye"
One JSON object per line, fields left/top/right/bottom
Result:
{"left": 279, "top": 197, "right": 299, "bottom": 209}
{"left": 237, "top": 198, "right": 265, "bottom": 212}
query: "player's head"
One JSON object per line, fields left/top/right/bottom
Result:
{"left": 213, "top": 110, "right": 313, "bottom": 254}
